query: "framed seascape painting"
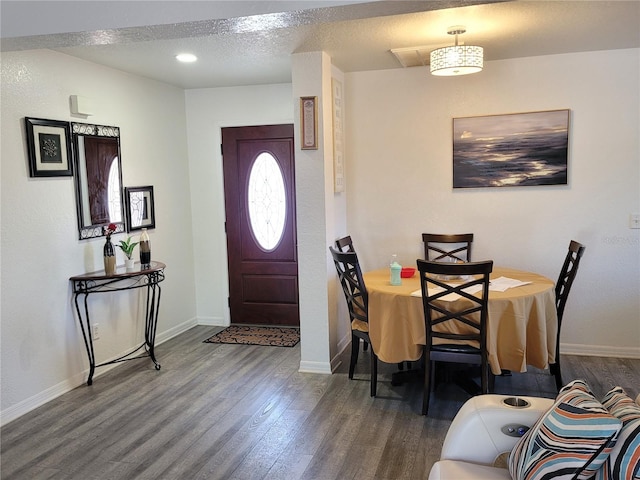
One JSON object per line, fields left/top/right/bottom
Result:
{"left": 24, "top": 117, "right": 73, "bottom": 177}
{"left": 452, "top": 109, "right": 570, "bottom": 188}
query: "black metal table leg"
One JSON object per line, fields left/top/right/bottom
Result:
{"left": 70, "top": 262, "right": 166, "bottom": 385}
{"left": 144, "top": 279, "right": 162, "bottom": 370}
{"left": 73, "top": 291, "right": 97, "bottom": 385}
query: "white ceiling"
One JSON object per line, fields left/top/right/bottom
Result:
{"left": 2, "top": 1, "right": 639, "bottom": 89}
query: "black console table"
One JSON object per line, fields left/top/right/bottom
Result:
{"left": 70, "top": 261, "right": 166, "bottom": 385}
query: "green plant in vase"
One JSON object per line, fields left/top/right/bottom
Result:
{"left": 118, "top": 236, "right": 139, "bottom": 270}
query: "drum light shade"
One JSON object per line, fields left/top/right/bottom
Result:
{"left": 430, "top": 45, "right": 483, "bottom": 76}
{"left": 430, "top": 26, "right": 483, "bottom": 76}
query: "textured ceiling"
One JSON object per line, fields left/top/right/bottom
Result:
{"left": 2, "top": 1, "right": 639, "bottom": 89}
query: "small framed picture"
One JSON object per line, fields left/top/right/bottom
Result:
{"left": 125, "top": 186, "right": 155, "bottom": 231}
{"left": 24, "top": 117, "right": 73, "bottom": 177}
{"left": 300, "top": 96, "right": 318, "bottom": 150}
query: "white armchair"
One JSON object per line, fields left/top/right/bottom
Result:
{"left": 429, "top": 394, "right": 553, "bottom": 480}
{"left": 430, "top": 390, "right": 640, "bottom": 480}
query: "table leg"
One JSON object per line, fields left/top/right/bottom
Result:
{"left": 73, "top": 281, "right": 163, "bottom": 385}
{"left": 73, "top": 292, "right": 96, "bottom": 385}
{"left": 391, "top": 356, "right": 424, "bottom": 386}
{"left": 144, "top": 279, "right": 162, "bottom": 370}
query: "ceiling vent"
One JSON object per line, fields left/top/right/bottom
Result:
{"left": 390, "top": 46, "right": 433, "bottom": 68}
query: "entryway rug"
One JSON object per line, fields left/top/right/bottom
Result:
{"left": 203, "top": 325, "right": 300, "bottom": 347}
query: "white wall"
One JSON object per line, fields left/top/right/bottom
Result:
{"left": 345, "top": 49, "right": 640, "bottom": 356}
{"left": 291, "top": 51, "right": 335, "bottom": 373}
{"left": 1, "top": 50, "right": 197, "bottom": 424}
{"left": 184, "top": 83, "right": 295, "bottom": 326}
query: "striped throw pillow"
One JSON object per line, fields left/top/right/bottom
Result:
{"left": 593, "top": 387, "right": 640, "bottom": 480}
{"left": 508, "top": 380, "right": 622, "bottom": 480}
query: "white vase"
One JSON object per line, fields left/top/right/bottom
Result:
{"left": 125, "top": 258, "right": 136, "bottom": 271}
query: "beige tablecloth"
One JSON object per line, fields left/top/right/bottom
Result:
{"left": 363, "top": 267, "right": 558, "bottom": 375}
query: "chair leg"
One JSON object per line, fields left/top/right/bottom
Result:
{"left": 488, "top": 370, "right": 496, "bottom": 393}
{"left": 370, "top": 350, "right": 378, "bottom": 397}
{"left": 349, "top": 335, "right": 359, "bottom": 379}
{"left": 481, "top": 362, "right": 489, "bottom": 394}
{"left": 422, "top": 350, "right": 432, "bottom": 415}
{"left": 550, "top": 361, "right": 562, "bottom": 391}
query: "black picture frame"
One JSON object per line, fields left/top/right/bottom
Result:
{"left": 125, "top": 186, "right": 155, "bottom": 232}
{"left": 25, "top": 117, "right": 73, "bottom": 177}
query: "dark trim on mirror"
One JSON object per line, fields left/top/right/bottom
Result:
{"left": 71, "top": 122, "right": 125, "bottom": 239}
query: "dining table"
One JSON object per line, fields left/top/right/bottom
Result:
{"left": 363, "top": 266, "right": 558, "bottom": 375}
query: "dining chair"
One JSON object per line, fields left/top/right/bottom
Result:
{"left": 550, "top": 240, "right": 586, "bottom": 390}
{"left": 422, "top": 233, "right": 474, "bottom": 262}
{"left": 330, "top": 246, "right": 378, "bottom": 396}
{"left": 334, "top": 236, "right": 372, "bottom": 352}
{"left": 335, "top": 235, "right": 355, "bottom": 253}
{"left": 334, "top": 235, "right": 412, "bottom": 368}
{"left": 416, "top": 258, "right": 493, "bottom": 415}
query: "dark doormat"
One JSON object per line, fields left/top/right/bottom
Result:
{"left": 203, "top": 325, "right": 300, "bottom": 347}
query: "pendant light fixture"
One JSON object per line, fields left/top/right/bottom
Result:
{"left": 430, "top": 26, "right": 483, "bottom": 76}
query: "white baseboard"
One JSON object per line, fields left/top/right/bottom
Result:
{"left": 156, "top": 316, "right": 198, "bottom": 343}
{"left": 298, "top": 360, "right": 332, "bottom": 374}
{"left": 330, "top": 356, "right": 344, "bottom": 373}
{"left": 0, "top": 372, "right": 86, "bottom": 428}
{"left": 0, "top": 317, "right": 198, "bottom": 427}
{"left": 196, "top": 316, "right": 228, "bottom": 326}
{"left": 561, "top": 342, "right": 640, "bottom": 359}
{"left": 330, "top": 332, "right": 351, "bottom": 373}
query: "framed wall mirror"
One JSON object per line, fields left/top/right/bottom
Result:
{"left": 71, "top": 122, "right": 125, "bottom": 239}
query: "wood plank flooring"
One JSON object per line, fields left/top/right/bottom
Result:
{"left": 2, "top": 325, "right": 639, "bottom": 479}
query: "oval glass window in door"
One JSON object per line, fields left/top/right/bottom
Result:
{"left": 247, "top": 152, "right": 287, "bottom": 251}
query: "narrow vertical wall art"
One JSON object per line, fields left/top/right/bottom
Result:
{"left": 332, "top": 78, "right": 345, "bottom": 193}
{"left": 300, "top": 96, "right": 318, "bottom": 150}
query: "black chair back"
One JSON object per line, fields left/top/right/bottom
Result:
{"left": 416, "top": 258, "right": 493, "bottom": 415}
{"left": 555, "top": 240, "right": 586, "bottom": 326}
{"left": 330, "top": 247, "right": 368, "bottom": 325}
{"left": 335, "top": 235, "right": 355, "bottom": 253}
{"left": 422, "top": 233, "right": 474, "bottom": 262}
{"left": 551, "top": 240, "right": 585, "bottom": 390}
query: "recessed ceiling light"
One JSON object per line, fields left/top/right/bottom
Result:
{"left": 176, "top": 53, "right": 197, "bottom": 63}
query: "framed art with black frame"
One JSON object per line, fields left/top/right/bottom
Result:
{"left": 125, "top": 186, "right": 156, "bottom": 231}
{"left": 24, "top": 117, "right": 73, "bottom": 177}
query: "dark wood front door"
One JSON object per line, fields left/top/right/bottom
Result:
{"left": 222, "top": 125, "right": 299, "bottom": 326}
